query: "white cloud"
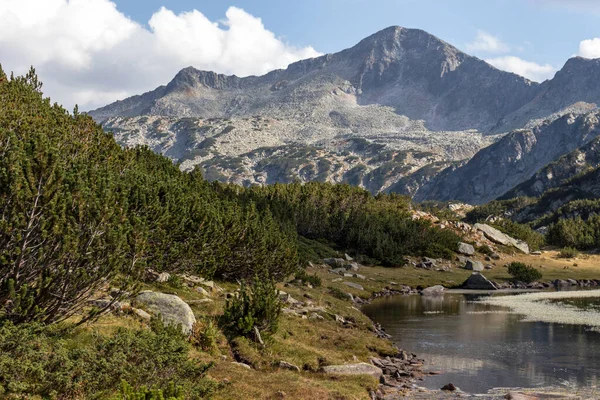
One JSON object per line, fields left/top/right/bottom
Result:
{"left": 465, "top": 30, "right": 510, "bottom": 54}
{"left": 0, "top": 0, "right": 321, "bottom": 110}
{"left": 578, "top": 38, "right": 600, "bottom": 59}
{"left": 485, "top": 56, "right": 556, "bottom": 82}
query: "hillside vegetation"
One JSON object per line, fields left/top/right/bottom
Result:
{"left": 0, "top": 66, "right": 461, "bottom": 398}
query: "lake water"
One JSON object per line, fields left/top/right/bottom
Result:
{"left": 362, "top": 291, "right": 600, "bottom": 394}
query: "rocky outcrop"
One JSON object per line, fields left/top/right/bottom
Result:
{"left": 134, "top": 291, "right": 196, "bottom": 334}
{"left": 474, "top": 223, "right": 530, "bottom": 254}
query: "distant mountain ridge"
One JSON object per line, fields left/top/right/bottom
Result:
{"left": 89, "top": 26, "right": 600, "bottom": 203}
{"left": 90, "top": 26, "right": 541, "bottom": 132}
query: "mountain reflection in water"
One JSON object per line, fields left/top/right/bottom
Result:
{"left": 362, "top": 292, "right": 600, "bottom": 393}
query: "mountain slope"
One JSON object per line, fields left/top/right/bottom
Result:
{"left": 414, "top": 112, "right": 600, "bottom": 204}
{"left": 89, "top": 26, "right": 600, "bottom": 202}
{"left": 503, "top": 135, "right": 600, "bottom": 199}
{"left": 90, "top": 26, "right": 540, "bottom": 132}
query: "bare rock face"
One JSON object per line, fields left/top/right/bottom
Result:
{"left": 474, "top": 224, "right": 530, "bottom": 254}
{"left": 416, "top": 112, "right": 600, "bottom": 204}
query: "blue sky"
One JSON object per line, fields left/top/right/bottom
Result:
{"left": 1, "top": 0, "right": 600, "bottom": 110}
{"left": 112, "top": 0, "right": 600, "bottom": 70}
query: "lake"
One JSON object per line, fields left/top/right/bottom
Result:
{"left": 362, "top": 291, "right": 600, "bottom": 394}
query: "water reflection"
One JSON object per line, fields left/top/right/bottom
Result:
{"left": 362, "top": 293, "right": 600, "bottom": 393}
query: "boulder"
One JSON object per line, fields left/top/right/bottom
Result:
{"left": 344, "top": 253, "right": 353, "bottom": 261}
{"left": 474, "top": 223, "right": 530, "bottom": 254}
{"left": 457, "top": 242, "right": 475, "bottom": 256}
{"left": 346, "top": 262, "right": 360, "bottom": 272}
{"left": 343, "top": 281, "right": 364, "bottom": 291}
{"left": 322, "top": 363, "right": 383, "bottom": 380}
{"left": 324, "top": 258, "right": 346, "bottom": 268}
{"left": 421, "top": 285, "right": 445, "bottom": 296}
{"left": 278, "top": 291, "right": 303, "bottom": 306}
{"left": 456, "top": 255, "right": 469, "bottom": 264}
{"left": 134, "top": 291, "right": 196, "bottom": 334}
{"left": 329, "top": 267, "right": 347, "bottom": 275}
{"left": 465, "top": 259, "right": 484, "bottom": 272}
{"left": 462, "top": 273, "right": 498, "bottom": 290}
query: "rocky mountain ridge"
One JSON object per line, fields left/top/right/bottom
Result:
{"left": 89, "top": 26, "right": 600, "bottom": 201}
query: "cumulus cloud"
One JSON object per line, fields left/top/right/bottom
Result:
{"left": 485, "top": 56, "right": 556, "bottom": 82}
{"left": 578, "top": 38, "right": 600, "bottom": 59}
{"left": 0, "top": 0, "right": 321, "bottom": 110}
{"left": 465, "top": 31, "right": 510, "bottom": 53}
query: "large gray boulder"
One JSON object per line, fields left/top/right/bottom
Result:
{"left": 322, "top": 363, "right": 383, "bottom": 380}
{"left": 134, "top": 291, "right": 196, "bottom": 334}
{"left": 462, "top": 273, "right": 498, "bottom": 290}
{"left": 474, "top": 224, "right": 530, "bottom": 254}
{"left": 457, "top": 242, "right": 475, "bottom": 256}
{"left": 465, "top": 259, "right": 484, "bottom": 272}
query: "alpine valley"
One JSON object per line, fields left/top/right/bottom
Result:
{"left": 89, "top": 26, "right": 600, "bottom": 205}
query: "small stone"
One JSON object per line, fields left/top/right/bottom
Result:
{"left": 132, "top": 307, "right": 152, "bottom": 321}
{"left": 344, "top": 253, "right": 353, "bottom": 261}
{"left": 279, "top": 360, "right": 301, "bottom": 372}
{"left": 156, "top": 272, "right": 170, "bottom": 283}
{"left": 343, "top": 281, "right": 364, "bottom": 291}
{"left": 441, "top": 383, "right": 456, "bottom": 391}
{"left": 195, "top": 286, "right": 210, "bottom": 296}
{"left": 231, "top": 362, "right": 252, "bottom": 370}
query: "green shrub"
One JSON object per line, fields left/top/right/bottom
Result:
{"left": 296, "top": 236, "right": 338, "bottom": 263}
{"left": 328, "top": 286, "right": 351, "bottom": 301}
{"left": 190, "top": 318, "right": 219, "bottom": 353}
{"left": 115, "top": 380, "right": 184, "bottom": 400}
{"left": 167, "top": 274, "right": 184, "bottom": 289}
{"left": 295, "top": 270, "right": 322, "bottom": 287}
{"left": 0, "top": 319, "right": 216, "bottom": 399}
{"left": 222, "top": 273, "right": 282, "bottom": 341}
{"left": 507, "top": 262, "right": 542, "bottom": 283}
{"left": 476, "top": 244, "right": 493, "bottom": 256}
{"left": 558, "top": 247, "right": 579, "bottom": 258}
